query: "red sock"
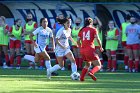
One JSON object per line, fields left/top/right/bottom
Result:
{"left": 129, "top": 60, "right": 133, "bottom": 70}
{"left": 90, "top": 66, "right": 101, "bottom": 74}
{"left": 75, "top": 58, "right": 79, "bottom": 68}
{"left": 124, "top": 56, "right": 129, "bottom": 66}
{"left": 80, "top": 68, "right": 88, "bottom": 80}
{"left": 108, "top": 59, "right": 112, "bottom": 69}
{"left": 40, "top": 60, "right": 44, "bottom": 66}
{"left": 112, "top": 60, "right": 117, "bottom": 69}
{"left": 79, "top": 58, "right": 83, "bottom": 69}
{"left": 17, "top": 56, "right": 21, "bottom": 66}
{"left": 5, "top": 54, "right": 9, "bottom": 65}
{"left": 100, "top": 59, "right": 104, "bottom": 65}
{"left": 10, "top": 55, "right": 14, "bottom": 65}
{"left": 135, "top": 61, "right": 139, "bottom": 70}
{"left": 55, "top": 57, "right": 58, "bottom": 64}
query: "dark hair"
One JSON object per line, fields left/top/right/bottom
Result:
{"left": 14, "top": 18, "right": 21, "bottom": 25}
{"left": 80, "top": 17, "right": 93, "bottom": 32}
{"left": 26, "top": 12, "right": 33, "bottom": 22}
{"left": 59, "top": 17, "right": 70, "bottom": 25}
{"left": 125, "top": 14, "right": 131, "bottom": 20}
{"left": 40, "top": 18, "right": 47, "bottom": 26}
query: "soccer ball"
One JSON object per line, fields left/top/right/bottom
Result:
{"left": 70, "top": 72, "right": 80, "bottom": 80}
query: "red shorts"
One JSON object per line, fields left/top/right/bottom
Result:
{"left": 25, "top": 40, "right": 33, "bottom": 44}
{"left": 10, "top": 40, "right": 21, "bottom": 48}
{"left": 122, "top": 41, "right": 127, "bottom": 47}
{"left": 111, "top": 51, "right": 116, "bottom": 56}
{"left": 71, "top": 45, "right": 78, "bottom": 49}
{"left": 126, "top": 44, "right": 139, "bottom": 50}
{"left": 80, "top": 47, "right": 99, "bottom": 62}
{"left": 95, "top": 46, "right": 100, "bottom": 50}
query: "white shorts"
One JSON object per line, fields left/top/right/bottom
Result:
{"left": 34, "top": 46, "right": 45, "bottom": 53}
{"left": 55, "top": 48, "right": 72, "bottom": 57}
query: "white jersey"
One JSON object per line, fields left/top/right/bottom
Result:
{"left": 33, "top": 26, "right": 53, "bottom": 49}
{"left": 55, "top": 27, "right": 71, "bottom": 49}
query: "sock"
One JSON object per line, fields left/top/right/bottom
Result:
{"left": 50, "top": 64, "right": 61, "bottom": 73}
{"left": 40, "top": 60, "right": 44, "bottom": 67}
{"left": 24, "top": 55, "right": 35, "bottom": 62}
{"left": 108, "top": 59, "right": 112, "bottom": 69}
{"left": 129, "top": 60, "right": 133, "bottom": 70}
{"left": 79, "top": 58, "right": 83, "bottom": 69}
{"left": 75, "top": 58, "right": 79, "bottom": 68}
{"left": 10, "top": 55, "right": 14, "bottom": 66}
{"left": 71, "top": 62, "right": 77, "bottom": 73}
{"left": 90, "top": 66, "right": 101, "bottom": 74}
{"left": 124, "top": 56, "right": 129, "bottom": 66}
{"left": 112, "top": 60, "right": 117, "bottom": 69}
{"left": 100, "top": 58, "right": 104, "bottom": 65}
{"left": 135, "top": 61, "right": 139, "bottom": 70}
{"left": 80, "top": 68, "right": 88, "bottom": 80}
{"left": 45, "top": 60, "right": 52, "bottom": 69}
{"left": 5, "top": 54, "right": 9, "bottom": 65}
{"left": 55, "top": 57, "right": 58, "bottom": 64}
{"left": 17, "top": 56, "right": 21, "bottom": 66}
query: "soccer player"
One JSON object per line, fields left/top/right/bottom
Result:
{"left": 120, "top": 14, "right": 130, "bottom": 71}
{"left": 105, "top": 20, "right": 119, "bottom": 72}
{"left": 23, "top": 12, "right": 38, "bottom": 69}
{"left": 0, "top": 16, "right": 9, "bottom": 68}
{"left": 30, "top": 18, "right": 55, "bottom": 73}
{"left": 71, "top": 17, "right": 83, "bottom": 70}
{"left": 47, "top": 18, "right": 78, "bottom": 79}
{"left": 126, "top": 16, "right": 140, "bottom": 72}
{"left": 9, "top": 19, "right": 23, "bottom": 69}
{"left": 93, "top": 16, "right": 104, "bottom": 71}
{"left": 53, "top": 14, "right": 66, "bottom": 70}
{"left": 78, "top": 17, "right": 103, "bottom": 81}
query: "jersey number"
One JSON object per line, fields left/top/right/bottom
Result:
{"left": 83, "top": 31, "right": 90, "bottom": 40}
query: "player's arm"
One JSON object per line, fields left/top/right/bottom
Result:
{"left": 4, "top": 25, "right": 9, "bottom": 35}
{"left": 112, "top": 29, "right": 119, "bottom": 40}
{"left": 69, "top": 36, "right": 78, "bottom": 47}
{"left": 30, "top": 28, "right": 39, "bottom": 48}
{"left": 95, "top": 34, "right": 103, "bottom": 52}
{"left": 50, "top": 31, "right": 55, "bottom": 51}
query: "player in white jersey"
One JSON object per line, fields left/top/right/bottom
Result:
{"left": 29, "top": 18, "right": 55, "bottom": 71}
{"left": 47, "top": 18, "right": 78, "bottom": 79}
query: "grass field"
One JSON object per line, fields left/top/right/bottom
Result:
{"left": 0, "top": 68, "right": 140, "bottom": 93}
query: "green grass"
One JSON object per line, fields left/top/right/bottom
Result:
{"left": 0, "top": 68, "right": 140, "bottom": 93}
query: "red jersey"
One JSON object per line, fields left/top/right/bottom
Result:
{"left": 78, "top": 27, "right": 97, "bottom": 48}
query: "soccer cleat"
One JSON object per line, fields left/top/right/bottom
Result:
{"left": 47, "top": 68, "right": 51, "bottom": 79}
{"left": 88, "top": 72, "right": 97, "bottom": 81}
{"left": 35, "top": 66, "right": 38, "bottom": 69}
{"left": 28, "top": 66, "right": 33, "bottom": 69}
{"left": 80, "top": 77, "right": 85, "bottom": 81}
{"left": 16, "top": 66, "right": 21, "bottom": 70}
{"left": 3, "top": 64, "right": 9, "bottom": 69}
{"left": 61, "top": 67, "right": 65, "bottom": 71}
{"left": 111, "top": 68, "right": 116, "bottom": 72}
{"left": 51, "top": 72, "right": 58, "bottom": 76}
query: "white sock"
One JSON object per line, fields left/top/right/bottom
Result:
{"left": 50, "top": 64, "right": 61, "bottom": 73}
{"left": 24, "top": 55, "right": 35, "bottom": 62}
{"left": 71, "top": 62, "right": 77, "bottom": 73}
{"left": 45, "top": 60, "right": 52, "bottom": 69}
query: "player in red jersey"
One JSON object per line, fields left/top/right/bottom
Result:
{"left": 77, "top": 17, "right": 103, "bottom": 81}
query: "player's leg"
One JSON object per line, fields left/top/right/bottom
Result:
{"left": 122, "top": 42, "right": 129, "bottom": 71}
{"left": 2, "top": 45, "right": 9, "bottom": 67}
{"left": 65, "top": 50, "right": 77, "bottom": 73}
{"left": 80, "top": 62, "right": 91, "bottom": 81}
{"left": 95, "top": 46, "right": 103, "bottom": 71}
{"left": 132, "top": 44, "right": 139, "bottom": 72}
{"left": 106, "top": 49, "right": 112, "bottom": 71}
{"left": 127, "top": 45, "right": 133, "bottom": 72}
{"left": 88, "top": 59, "right": 101, "bottom": 81}
{"left": 77, "top": 47, "right": 83, "bottom": 70}
{"left": 72, "top": 46, "right": 79, "bottom": 69}
{"left": 15, "top": 40, "right": 21, "bottom": 69}
{"left": 111, "top": 51, "right": 117, "bottom": 72}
